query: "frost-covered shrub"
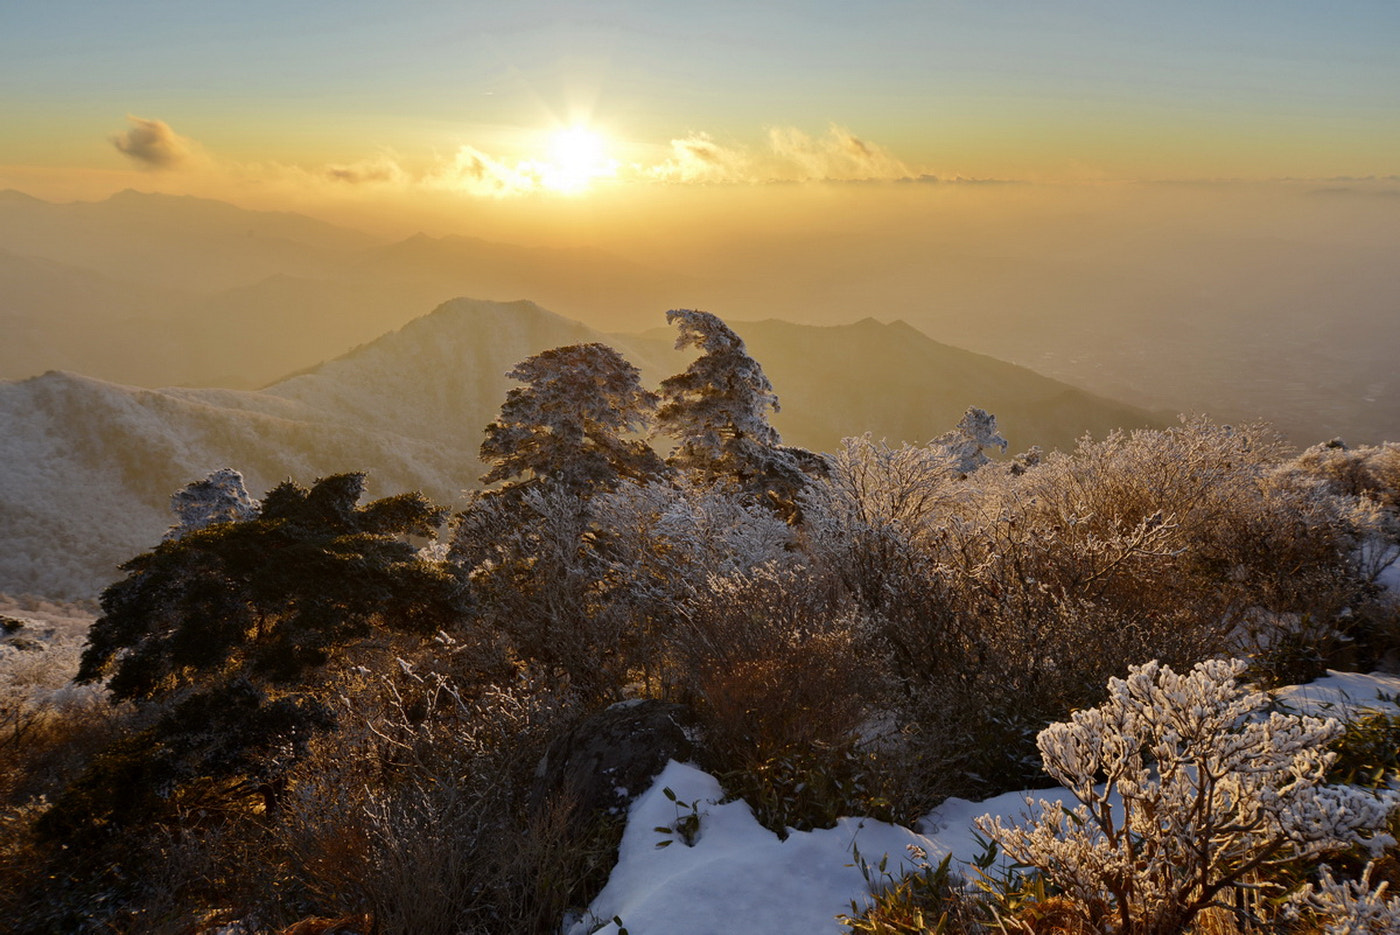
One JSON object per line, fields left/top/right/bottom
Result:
{"left": 801, "top": 433, "right": 960, "bottom": 621}
{"left": 454, "top": 476, "right": 800, "bottom": 702}
{"left": 1284, "top": 440, "right": 1400, "bottom": 513}
{"left": 452, "top": 485, "right": 631, "bottom": 701}
{"left": 810, "top": 416, "right": 1390, "bottom": 803}
{"left": 977, "top": 659, "right": 1400, "bottom": 935}
{"left": 1287, "top": 862, "right": 1400, "bottom": 935}
{"left": 1269, "top": 439, "right": 1400, "bottom": 670}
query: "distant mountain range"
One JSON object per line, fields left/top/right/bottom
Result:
{"left": 4, "top": 187, "right": 1397, "bottom": 447}
{"left": 0, "top": 189, "right": 710, "bottom": 387}
{"left": 0, "top": 297, "right": 1160, "bottom": 599}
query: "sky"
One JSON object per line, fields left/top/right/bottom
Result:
{"left": 4, "top": 0, "right": 1400, "bottom": 218}
{"left": 4, "top": 0, "right": 1400, "bottom": 449}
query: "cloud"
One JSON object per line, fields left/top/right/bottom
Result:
{"left": 765, "top": 126, "right": 913, "bottom": 182}
{"left": 645, "top": 125, "right": 918, "bottom": 185}
{"left": 648, "top": 133, "right": 753, "bottom": 183}
{"left": 110, "top": 115, "right": 198, "bottom": 170}
{"left": 423, "top": 145, "right": 543, "bottom": 197}
{"left": 322, "top": 153, "right": 409, "bottom": 186}
{"left": 125, "top": 119, "right": 929, "bottom": 197}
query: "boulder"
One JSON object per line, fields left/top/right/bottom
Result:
{"left": 530, "top": 699, "right": 699, "bottom": 822}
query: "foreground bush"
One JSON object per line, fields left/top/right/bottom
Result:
{"left": 807, "top": 416, "right": 1399, "bottom": 803}
{"left": 977, "top": 659, "right": 1400, "bottom": 935}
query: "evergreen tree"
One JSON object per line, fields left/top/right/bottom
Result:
{"left": 480, "top": 343, "right": 664, "bottom": 496}
{"left": 53, "top": 473, "right": 462, "bottom": 841}
{"left": 655, "top": 309, "right": 826, "bottom": 516}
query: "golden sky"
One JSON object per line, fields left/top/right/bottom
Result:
{"left": 3, "top": 0, "right": 1398, "bottom": 220}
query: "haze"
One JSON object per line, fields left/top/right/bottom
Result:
{"left": 3, "top": 0, "right": 1399, "bottom": 445}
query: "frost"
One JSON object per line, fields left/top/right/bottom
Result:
{"left": 165, "top": 467, "right": 259, "bottom": 540}
{"left": 931, "top": 406, "right": 1007, "bottom": 476}
{"left": 977, "top": 659, "right": 1400, "bottom": 935}
{"left": 1287, "top": 862, "right": 1400, "bottom": 935}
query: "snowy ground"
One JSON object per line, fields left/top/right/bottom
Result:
{"left": 571, "top": 670, "right": 1400, "bottom": 935}
{"left": 0, "top": 593, "right": 99, "bottom": 707}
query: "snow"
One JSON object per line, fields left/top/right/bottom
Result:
{"left": 1272, "top": 670, "right": 1400, "bottom": 719}
{"left": 572, "top": 670, "right": 1400, "bottom": 935}
{"left": 569, "top": 761, "right": 934, "bottom": 935}
{"left": 571, "top": 760, "right": 1076, "bottom": 935}
{"left": 1378, "top": 558, "right": 1400, "bottom": 599}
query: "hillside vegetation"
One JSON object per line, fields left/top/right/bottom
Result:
{"left": 2, "top": 312, "right": 1398, "bottom": 934}
{"left": 0, "top": 299, "right": 1156, "bottom": 600}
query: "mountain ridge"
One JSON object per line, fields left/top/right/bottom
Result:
{"left": 0, "top": 297, "right": 1161, "bottom": 600}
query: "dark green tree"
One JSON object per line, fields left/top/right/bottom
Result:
{"left": 50, "top": 472, "right": 463, "bottom": 842}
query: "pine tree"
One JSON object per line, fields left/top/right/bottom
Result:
{"left": 53, "top": 473, "right": 462, "bottom": 841}
{"left": 655, "top": 309, "right": 826, "bottom": 516}
{"left": 480, "top": 342, "right": 664, "bottom": 496}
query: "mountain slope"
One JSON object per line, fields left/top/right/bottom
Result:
{"left": 0, "top": 298, "right": 1159, "bottom": 599}
{"left": 0, "top": 299, "right": 629, "bottom": 597}
{"left": 627, "top": 317, "right": 1162, "bottom": 456}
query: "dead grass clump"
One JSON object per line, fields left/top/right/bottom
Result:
{"left": 670, "top": 564, "right": 872, "bottom": 763}
{"left": 269, "top": 659, "right": 619, "bottom": 935}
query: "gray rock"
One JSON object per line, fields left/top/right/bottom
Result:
{"left": 531, "top": 699, "right": 699, "bottom": 822}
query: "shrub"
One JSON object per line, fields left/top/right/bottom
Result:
{"left": 665, "top": 565, "right": 889, "bottom": 831}
{"left": 272, "top": 659, "right": 617, "bottom": 935}
{"left": 808, "top": 416, "right": 1391, "bottom": 805}
{"left": 841, "top": 846, "right": 966, "bottom": 934}
{"left": 977, "top": 659, "right": 1400, "bottom": 935}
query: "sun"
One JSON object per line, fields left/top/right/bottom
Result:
{"left": 539, "top": 125, "right": 614, "bottom": 193}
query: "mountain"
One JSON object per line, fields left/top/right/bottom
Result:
{"left": 0, "top": 191, "right": 722, "bottom": 388}
{"left": 0, "top": 248, "right": 192, "bottom": 385}
{"left": 635, "top": 317, "right": 1160, "bottom": 455}
{"left": 0, "top": 298, "right": 1159, "bottom": 600}
{"left": 342, "top": 232, "right": 712, "bottom": 334}
{"left": 0, "top": 188, "right": 375, "bottom": 293}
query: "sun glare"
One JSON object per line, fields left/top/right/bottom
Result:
{"left": 540, "top": 125, "right": 614, "bottom": 194}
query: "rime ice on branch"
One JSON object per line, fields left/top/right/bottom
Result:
{"left": 656, "top": 308, "right": 826, "bottom": 515}
{"left": 977, "top": 659, "right": 1400, "bottom": 935}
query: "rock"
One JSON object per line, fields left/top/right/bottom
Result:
{"left": 531, "top": 699, "right": 699, "bottom": 822}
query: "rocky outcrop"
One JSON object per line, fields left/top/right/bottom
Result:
{"left": 530, "top": 700, "right": 699, "bottom": 822}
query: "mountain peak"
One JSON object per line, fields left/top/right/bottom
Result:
{"left": 0, "top": 189, "right": 47, "bottom": 206}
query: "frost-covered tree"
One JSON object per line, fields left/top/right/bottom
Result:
{"left": 480, "top": 342, "right": 664, "bottom": 496}
{"left": 931, "top": 406, "right": 1007, "bottom": 476}
{"left": 977, "top": 659, "right": 1400, "bottom": 935}
{"left": 165, "top": 467, "right": 259, "bottom": 540}
{"left": 655, "top": 309, "right": 825, "bottom": 515}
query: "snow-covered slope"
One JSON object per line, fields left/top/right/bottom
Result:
{"left": 0, "top": 297, "right": 1159, "bottom": 599}
{"left": 0, "top": 298, "right": 621, "bottom": 598}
